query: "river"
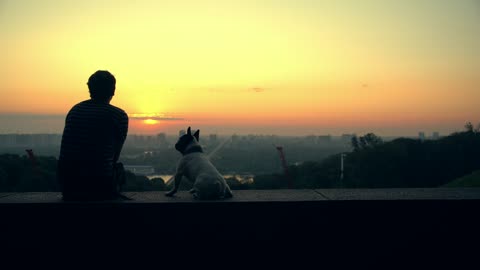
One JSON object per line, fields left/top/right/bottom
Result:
{"left": 147, "top": 174, "right": 254, "bottom": 183}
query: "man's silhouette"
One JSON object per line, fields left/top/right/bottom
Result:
{"left": 58, "top": 70, "right": 129, "bottom": 201}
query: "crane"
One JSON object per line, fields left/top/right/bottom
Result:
{"left": 25, "top": 149, "right": 41, "bottom": 178}
{"left": 275, "top": 146, "right": 293, "bottom": 189}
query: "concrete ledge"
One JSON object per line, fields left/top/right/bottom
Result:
{"left": 316, "top": 187, "right": 480, "bottom": 200}
{"left": 1, "top": 189, "right": 479, "bottom": 258}
{"left": 1, "top": 188, "right": 480, "bottom": 203}
{"left": 0, "top": 189, "right": 325, "bottom": 203}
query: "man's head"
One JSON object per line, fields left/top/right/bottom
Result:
{"left": 87, "top": 70, "right": 116, "bottom": 102}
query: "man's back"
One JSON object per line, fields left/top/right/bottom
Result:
{"left": 58, "top": 71, "right": 128, "bottom": 200}
{"left": 58, "top": 100, "right": 128, "bottom": 200}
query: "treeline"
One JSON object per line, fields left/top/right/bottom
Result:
{"left": 0, "top": 154, "right": 167, "bottom": 192}
{"left": 0, "top": 152, "right": 246, "bottom": 192}
{"left": 0, "top": 154, "right": 58, "bottom": 192}
{"left": 252, "top": 122, "right": 480, "bottom": 189}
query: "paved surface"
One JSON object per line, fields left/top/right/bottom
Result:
{"left": 315, "top": 188, "right": 480, "bottom": 200}
{"left": 1, "top": 188, "right": 479, "bottom": 203}
{"left": 0, "top": 193, "right": 13, "bottom": 199}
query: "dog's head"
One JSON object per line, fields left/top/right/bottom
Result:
{"left": 175, "top": 127, "right": 200, "bottom": 154}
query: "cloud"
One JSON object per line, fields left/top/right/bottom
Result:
{"left": 129, "top": 113, "right": 184, "bottom": 121}
{"left": 131, "top": 116, "right": 184, "bottom": 121}
{"left": 249, "top": 87, "right": 266, "bottom": 93}
{"left": 208, "top": 88, "right": 226, "bottom": 93}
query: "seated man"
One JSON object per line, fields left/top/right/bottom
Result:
{"left": 57, "top": 70, "right": 129, "bottom": 201}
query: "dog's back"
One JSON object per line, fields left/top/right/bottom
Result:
{"left": 177, "top": 153, "right": 232, "bottom": 199}
{"left": 170, "top": 127, "right": 232, "bottom": 199}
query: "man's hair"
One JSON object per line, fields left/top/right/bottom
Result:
{"left": 87, "top": 70, "right": 116, "bottom": 101}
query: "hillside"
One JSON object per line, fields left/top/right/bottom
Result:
{"left": 443, "top": 170, "right": 480, "bottom": 188}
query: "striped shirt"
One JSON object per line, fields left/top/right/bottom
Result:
{"left": 58, "top": 99, "right": 128, "bottom": 194}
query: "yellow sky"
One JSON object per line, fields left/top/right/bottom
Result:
{"left": 1, "top": 0, "right": 479, "bottom": 135}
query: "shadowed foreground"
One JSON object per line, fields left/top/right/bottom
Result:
{"left": 1, "top": 189, "right": 479, "bottom": 261}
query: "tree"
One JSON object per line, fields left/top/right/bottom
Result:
{"left": 0, "top": 167, "right": 8, "bottom": 192}
{"left": 465, "top": 122, "right": 474, "bottom": 132}
{"left": 364, "top": 133, "right": 384, "bottom": 146}
{"left": 352, "top": 133, "right": 383, "bottom": 151}
{"left": 351, "top": 136, "right": 360, "bottom": 151}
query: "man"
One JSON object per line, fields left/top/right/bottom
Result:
{"left": 58, "top": 70, "right": 129, "bottom": 201}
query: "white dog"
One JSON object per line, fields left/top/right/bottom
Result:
{"left": 165, "top": 127, "right": 233, "bottom": 200}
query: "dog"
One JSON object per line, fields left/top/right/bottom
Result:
{"left": 165, "top": 127, "right": 233, "bottom": 200}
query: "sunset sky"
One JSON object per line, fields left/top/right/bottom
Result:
{"left": 1, "top": 0, "right": 479, "bottom": 136}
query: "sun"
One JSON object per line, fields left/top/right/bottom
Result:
{"left": 143, "top": 119, "right": 159, "bottom": 125}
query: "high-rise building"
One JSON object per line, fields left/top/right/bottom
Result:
{"left": 304, "top": 135, "right": 317, "bottom": 144}
{"left": 0, "top": 134, "right": 16, "bottom": 147}
{"left": 15, "top": 134, "right": 33, "bottom": 146}
{"left": 157, "top": 133, "right": 167, "bottom": 144}
{"left": 419, "top": 132, "right": 426, "bottom": 141}
{"left": 146, "top": 136, "right": 154, "bottom": 147}
{"left": 209, "top": 134, "right": 218, "bottom": 143}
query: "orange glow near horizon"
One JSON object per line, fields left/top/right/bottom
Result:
{"left": 143, "top": 119, "right": 159, "bottom": 125}
{"left": 1, "top": 1, "right": 479, "bottom": 135}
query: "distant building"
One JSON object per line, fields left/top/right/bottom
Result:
{"left": 15, "top": 134, "right": 33, "bottom": 146}
{"left": 146, "top": 136, "right": 154, "bottom": 146}
{"left": 32, "top": 134, "right": 42, "bottom": 146}
{"left": 0, "top": 134, "right": 16, "bottom": 147}
{"left": 135, "top": 135, "right": 145, "bottom": 145}
{"left": 317, "top": 135, "right": 332, "bottom": 144}
{"left": 124, "top": 135, "right": 134, "bottom": 146}
{"left": 419, "top": 132, "right": 426, "bottom": 141}
{"left": 125, "top": 135, "right": 150, "bottom": 147}
{"left": 341, "top": 134, "right": 356, "bottom": 143}
{"left": 32, "top": 134, "right": 53, "bottom": 146}
{"left": 432, "top": 132, "right": 440, "bottom": 140}
{"left": 51, "top": 134, "right": 62, "bottom": 146}
{"left": 157, "top": 133, "right": 167, "bottom": 144}
{"left": 209, "top": 134, "right": 218, "bottom": 143}
{"left": 304, "top": 135, "right": 317, "bottom": 144}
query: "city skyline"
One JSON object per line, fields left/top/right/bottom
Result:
{"left": 1, "top": 132, "right": 351, "bottom": 153}
{"left": 0, "top": 128, "right": 443, "bottom": 142}
{"left": 0, "top": 111, "right": 460, "bottom": 137}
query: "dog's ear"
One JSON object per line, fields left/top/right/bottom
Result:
{"left": 187, "top": 127, "right": 191, "bottom": 135}
{"left": 193, "top": 129, "right": 200, "bottom": 142}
